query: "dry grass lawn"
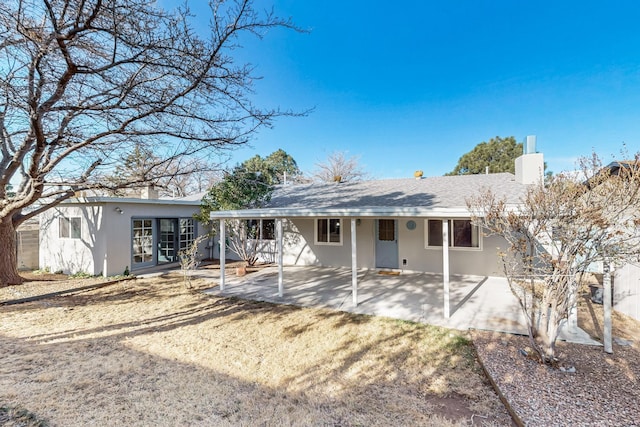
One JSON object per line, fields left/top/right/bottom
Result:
{"left": 0, "top": 273, "right": 512, "bottom": 426}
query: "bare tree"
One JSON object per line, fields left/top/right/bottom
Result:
{"left": 226, "top": 220, "right": 262, "bottom": 267}
{"left": 0, "top": 0, "right": 301, "bottom": 284}
{"left": 153, "top": 158, "right": 223, "bottom": 198}
{"left": 467, "top": 152, "right": 640, "bottom": 364}
{"left": 178, "top": 234, "right": 207, "bottom": 289}
{"left": 312, "top": 151, "right": 369, "bottom": 183}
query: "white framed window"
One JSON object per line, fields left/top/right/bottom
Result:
{"left": 315, "top": 218, "right": 342, "bottom": 245}
{"left": 261, "top": 219, "right": 275, "bottom": 240}
{"left": 246, "top": 219, "right": 275, "bottom": 240}
{"left": 59, "top": 216, "right": 81, "bottom": 239}
{"left": 425, "top": 219, "right": 480, "bottom": 249}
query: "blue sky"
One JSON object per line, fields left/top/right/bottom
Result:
{"left": 196, "top": 1, "right": 640, "bottom": 178}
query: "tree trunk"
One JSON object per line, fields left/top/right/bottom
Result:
{"left": 0, "top": 218, "right": 24, "bottom": 285}
{"left": 531, "top": 305, "right": 560, "bottom": 364}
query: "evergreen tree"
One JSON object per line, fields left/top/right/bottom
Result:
{"left": 242, "top": 149, "right": 302, "bottom": 185}
{"left": 447, "top": 136, "right": 523, "bottom": 175}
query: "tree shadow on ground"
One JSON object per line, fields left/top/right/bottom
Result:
{"left": 0, "top": 274, "right": 512, "bottom": 426}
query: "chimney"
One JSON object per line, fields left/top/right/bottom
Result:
{"left": 515, "top": 135, "right": 544, "bottom": 184}
{"left": 141, "top": 184, "right": 159, "bottom": 199}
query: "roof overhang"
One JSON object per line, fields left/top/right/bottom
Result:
{"left": 210, "top": 206, "right": 475, "bottom": 219}
{"left": 60, "top": 196, "right": 201, "bottom": 207}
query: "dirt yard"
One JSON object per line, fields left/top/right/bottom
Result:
{"left": 0, "top": 273, "right": 512, "bottom": 426}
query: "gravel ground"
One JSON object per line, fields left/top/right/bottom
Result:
{"left": 473, "top": 331, "right": 639, "bottom": 426}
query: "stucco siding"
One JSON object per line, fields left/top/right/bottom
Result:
{"left": 276, "top": 218, "right": 375, "bottom": 268}
{"left": 40, "top": 205, "right": 105, "bottom": 275}
{"left": 614, "top": 262, "right": 640, "bottom": 321}
{"left": 273, "top": 217, "right": 506, "bottom": 277}
{"left": 104, "top": 203, "right": 207, "bottom": 276}
{"left": 40, "top": 200, "right": 207, "bottom": 277}
{"left": 103, "top": 204, "right": 135, "bottom": 276}
{"left": 282, "top": 218, "right": 351, "bottom": 267}
{"left": 399, "top": 220, "right": 505, "bottom": 276}
{"left": 397, "top": 218, "right": 429, "bottom": 271}
{"left": 355, "top": 219, "right": 376, "bottom": 269}
{"left": 450, "top": 234, "right": 505, "bottom": 276}
{"left": 16, "top": 218, "right": 40, "bottom": 271}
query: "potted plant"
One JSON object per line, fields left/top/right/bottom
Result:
{"left": 235, "top": 262, "right": 247, "bottom": 276}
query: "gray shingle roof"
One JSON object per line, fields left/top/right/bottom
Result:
{"left": 266, "top": 173, "right": 526, "bottom": 210}
{"left": 208, "top": 172, "right": 528, "bottom": 219}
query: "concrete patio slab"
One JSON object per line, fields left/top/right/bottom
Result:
{"left": 195, "top": 266, "right": 600, "bottom": 345}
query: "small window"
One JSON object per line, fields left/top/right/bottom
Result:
{"left": 261, "top": 219, "right": 275, "bottom": 240}
{"left": 427, "top": 220, "right": 445, "bottom": 247}
{"left": 452, "top": 219, "right": 478, "bottom": 247}
{"left": 246, "top": 219, "right": 260, "bottom": 239}
{"left": 378, "top": 219, "right": 395, "bottom": 241}
{"left": 426, "top": 219, "right": 479, "bottom": 249}
{"left": 59, "top": 217, "right": 81, "bottom": 239}
{"left": 246, "top": 219, "right": 275, "bottom": 240}
{"left": 315, "top": 218, "right": 342, "bottom": 245}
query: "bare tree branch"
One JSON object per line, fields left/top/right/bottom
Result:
{"left": 468, "top": 150, "right": 640, "bottom": 364}
{"left": 312, "top": 151, "right": 370, "bottom": 183}
{"left": 0, "top": 0, "right": 306, "bottom": 284}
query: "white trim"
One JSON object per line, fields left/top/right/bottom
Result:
{"left": 603, "top": 261, "right": 613, "bottom": 353}
{"left": 246, "top": 218, "right": 276, "bottom": 241}
{"left": 219, "top": 220, "right": 226, "bottom": 292}
{"left": 314, "top": 218, "right": 343, "bottom": 246}
{"left": 61, "top": 196, "right": 201, "bottom": 206}
{"left": 443, "top": 219, "right": 450, "bottom": 319}
{"left": 277, "top": 219, "right": 284, "bottom": 298}
{"left": 351, "top": 218, "right": 358, "bottom": 306}
{"left": 210, "top": 207, "right": 481, "bottom": 219}
{"left": 424, "top": 219, "right": 482, "bottom": 251}
{"left": 58, "top": 216, "right": 82, "bottom": 239}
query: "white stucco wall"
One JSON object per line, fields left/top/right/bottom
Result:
{"left": 614, "top": 262, "right": 640, "bottom": 321}
{"left": 40, "top": 199, "right": 207, "bottom": 276}
{"left": 16, "top": 218, "right": 40, "bottom": 271}
{"left": 40, "top": 204, "right": 105, "bottom": 275}
{"left": 278, "top": 218, "right": 376, "bottom": 269}
{"left": 270, "top": 216, "right": 507, "bottom": 277}
{"left": 515, "top": 152, "right": 544, "bottom": 185}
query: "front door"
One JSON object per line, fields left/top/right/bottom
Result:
{"left": 375, "top": 219, "right": 398, "bottom": 269}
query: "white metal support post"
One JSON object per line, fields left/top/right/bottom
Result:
{"left": 603, "top": 260, "right": 613, "bottom": 354}
{"left": 442, "top": 219, "right": 450, "bottom": 318}
{"left": 219, "top": 220, "right": 226, "bottom": 292}
{"left": 277, "top": 218, "right": 284, "bottom": 297}
{"left": 351, "top": 218, "right": 358, "bottom": 306}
